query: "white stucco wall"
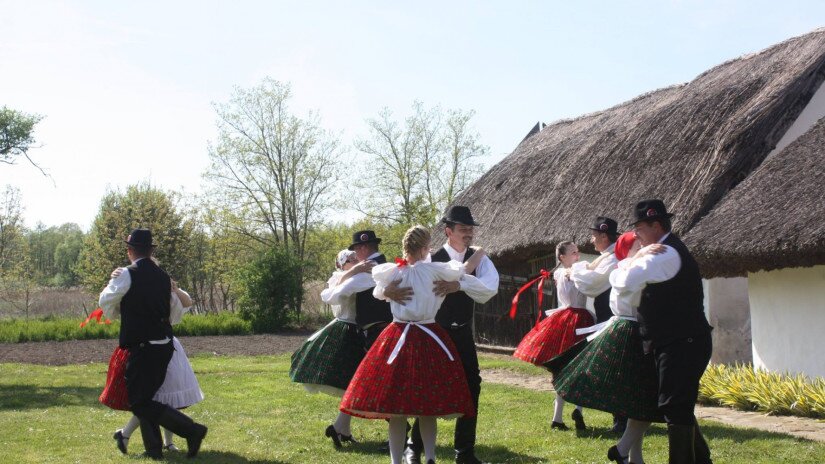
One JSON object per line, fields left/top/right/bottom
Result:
{"left": 749, "top": 265, "right": 825, "bottom": 378}
{"left": 765, "top": 80, "right": 825, "bottom": 158}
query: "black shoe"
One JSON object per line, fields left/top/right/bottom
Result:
{"left": 164, "top": 443, "right": 180, "bottom": 452}
{"left": 141, "top": 450, "right": 163, "bottom": 461}
{"left": 571, "top": 408, "right": 586, "bottom": 430}
{"left": 404, "top": 445, "right": 422, "bottom": 464}
{"left": 113, "top": 429, "right": 129, "bottom": 455}
{"left": 340, "top": 433, "right": 358, "bottom": 445}
{"left": 607, "top": 445, "right": 629, "bottom": 464}
{"left": 186, "top": 423, "right": 207, "bottom": 458}
{"left": 550, "top": 421, "right": 569, "bottom": 431}
{"left": 325, "top": 425, "right": 342, "bottom": 449}
{"left": 455, "top": 454, "right": 486, "bottom": 464}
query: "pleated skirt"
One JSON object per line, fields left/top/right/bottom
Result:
{"left": 290, "top": 319, "right": 366, "bottom": 397}
{"left": 513, "top": 307, "right": 594, "bottom": 365}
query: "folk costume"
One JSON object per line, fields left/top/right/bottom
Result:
{"left": 550, "top": 232, "right": 662, "bottom": 425}
{"left": 571, "top": 217, "right": 620, "bottom": 324}
{"left": 349, "top": 230, "right": 394, "bottom": 348}
{"left": 97, "top": 229, "right": 207, "bottom": 459}
{"left": 626, "top": 200, "right": 713, "bottom": 464}
{"left": 513, "top": 267, "right": 595, "bottom": 366}
{"left": 407, "top": 206, "right": 499, "bottom": 464}
{"left": 340, "top": 258, "right": 475, "bottom": 420}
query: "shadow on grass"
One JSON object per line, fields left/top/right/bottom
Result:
{"left": 0, "top": 384, "right": 101, "bottom": 410}
{"left": 574, "top": 422, "right": 815, "bottom": 443}
{"left": 336, "top": 440, "right": 545, "bottom": 463}
{"left": 149, "top": 450, "right": 287, "bottom": 463}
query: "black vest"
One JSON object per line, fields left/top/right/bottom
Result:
{"left": 355, "top": 254, "right": 393, "bottom": 328}
{"left": 593, "top": 289, "right": 612, "bottom": 324}
{"left": 637, "top": 234, "right": 711, "bottom": 347}
{"left": 119, "top": 259, "right": 173, "bottom": 348}
{"left": 432, "top": 247, "right": 476, "bottom": 327}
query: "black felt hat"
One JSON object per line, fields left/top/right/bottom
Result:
{"left": 588, "top": 216, "right": 619, "bottom": 236}
{"left": 348, "top": 230, "right": 382, "bottom": 250}
{"left": 124, "top": 228, "right": 155, "bottom": 248}
{"left": 441, "top": 206, "right": 480, "bottom": 226}
{"left": 630, "top": 199, "right": 674, "bottom": 225}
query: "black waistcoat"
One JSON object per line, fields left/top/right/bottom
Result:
{"left": 119, "top": 259, "right": 173, "bottom": 348}
{"left": 431, "top": 246, "right": 476, "bottom": 327}
{"left": 636, "top": 234, "right": 711, "bottom": 347}
{"left": 355, "top": 253, "right": 393, "bottom": 328}
{"left": 593, "top": 288, "right": 612, "bottom": 324}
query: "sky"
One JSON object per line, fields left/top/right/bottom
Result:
{"left": 1, "top": 1, "right": 824, "bottom": 230}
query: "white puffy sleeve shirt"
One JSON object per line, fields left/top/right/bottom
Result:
{"left": 440, "top": 245, "right": 500, "bottom": 304}
{"left": 609, "top": 245, "right": 681, "bottom": 296}
{"left": 373, "top": 260, "right": 464, "bottom": 322}
{"left": 570, "top": 246, "right": 618, "bottom": 297}
{"left": 320, "top": 271, "right": 366, "bottom": 323}
{"left": 554, "top": 266, "right": 588, "bottom": 309}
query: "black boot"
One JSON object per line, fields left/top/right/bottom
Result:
{"left": 156, "top": 407, "right": 208, "bottom": 458}
{"left": 611, "top": 414, "right": 628, "bottom": 434}
{"left": 667, "top": 424, "right": 696, "bottom": 464}
{"left": 571, "top": 408, "right": 587, "bottom": 430}
{"left": 693, "top": 420, "right": 712, "bottom": 464}
{"left": 138, "top": 418, "right": 163, "bottom": 460}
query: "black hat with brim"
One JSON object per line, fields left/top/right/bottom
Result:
{"left": 441, "top": 205, "right": 480, "bottom": 226}
{"left": 587, "top": 216, "right": 619, "bottom": 236}
{"left": 124, "top": 228, "right": 155, "bottom": 248}
{"left": 630, "top": 199, "right": 675, "bottom": 226}
{"left": 348, "top": 230, "right": 382, "bottom": 250}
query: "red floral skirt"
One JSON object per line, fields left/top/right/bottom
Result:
{"left": 99, "top": 347, "right": 130, "bottom": 411}
{"left": 513, "top": 307, "right": 595, "bottom": 365}
{"left": 340, "top": 322, "right": 475, "bottom": 420}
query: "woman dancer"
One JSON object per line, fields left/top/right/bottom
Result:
{"left": 290, "top": 249, "right": 372, "bottom": 448}
{"left": 513, "top": 241, "right": 595, "bottom": 430}
{"left": 101, "top": 271, "right": 204, "bottom": 454}
{"left": 550, "top": 232, "right": 663, "bottom": 464}
{"left": 340, "top": 225, "right": 482, "bottom": 464}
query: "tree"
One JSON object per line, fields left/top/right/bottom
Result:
{"left": 204, "top": 78, "right": 343, "bottom": 315}
{"left": 354, "top": 102, "right": 488, "bottom": 227}
{"left": 76, "top": 183, "right": 196, "bottom": 293}
{"left": 27, "top": 223, "right": 84, "bottom": 287}
{"left": 0, "top": 106, "right": 46, "bottom": 174}
{"left": 232, "top": 246, "right": 303, "bottom": 332}
{"left": 0, "top": 186, "right": 37, "bottom": 318}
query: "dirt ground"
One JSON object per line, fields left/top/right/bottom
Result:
{"left": 2, "top": 335, "right": 824, "bottom": 442}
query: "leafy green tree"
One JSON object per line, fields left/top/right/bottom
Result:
{"left": 354, "top": 102, "right": 488, "bottom": 227}
{"left": 0, "top": 186, "right": 38, "bottom": 318}
{"left": 232, "top": 246, "right": 303, "bottom": 332}
{"left": 26, "top": 223, "right": 84, "bottom": 286}
{"left": 76, "top": 183, "right": 196, "bottom": 292}
{"left": 0, "top": 106, "right": 46, "bottom": 174}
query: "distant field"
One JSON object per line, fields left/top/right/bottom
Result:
{"left": 0, "top": 287, "right": 96, "bottom": 319}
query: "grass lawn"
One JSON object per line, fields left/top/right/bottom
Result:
{"left": 0, "top": 354, "right": 823, "bottom": 463}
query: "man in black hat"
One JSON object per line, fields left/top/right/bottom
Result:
{"left": 616, "top": 200, "right": 713, "bottom": 464}
{"left": 570, "top": 216, "right": 626, "bottom": 434}
{"left": 99, "top": 229, "right": 207, "bottom": 460}
{"left": 404, "top": 206, "right": 499, "bottom": 464}
{"left": 347, "top": 230, "right": 394, "bottom": 349}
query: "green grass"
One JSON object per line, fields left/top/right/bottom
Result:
{"left": 0, "top": 313, "right": 253, "bottom": 343}
{"left": 1, "top": 355, "right": 823, "bottom": 463}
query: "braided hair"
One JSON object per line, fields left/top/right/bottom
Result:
{"left": 403, "top": 225, "right": 431, "bottom": 258}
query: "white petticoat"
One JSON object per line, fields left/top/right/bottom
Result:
{"left": 153, "top": 337, "right": 205, "bottom": 408}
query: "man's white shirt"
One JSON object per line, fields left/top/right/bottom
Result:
{"left": 441, "top": 243, "right": 499, "bottom": 304}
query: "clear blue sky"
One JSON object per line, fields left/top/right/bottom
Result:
{"left": 1, "top": 1, "right": 823, "bottom": 229}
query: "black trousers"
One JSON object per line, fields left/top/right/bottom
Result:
{"left": 362, "top": 322, "right": 390, "bottom": 350}
{"left": 655, "top": 332, "right": 713, "bottom": 426}
{"left": 410, "top": 323, "right": 482, "bottom": 456}
{"left": 126, "top": 342, "right": 174, "bottom": 421}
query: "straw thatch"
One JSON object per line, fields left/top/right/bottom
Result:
{"left": 687, "top": 116, "right": 825, "bottom": 277}
{"left": 448, "top": 29, "right": 825, "bottom": 268}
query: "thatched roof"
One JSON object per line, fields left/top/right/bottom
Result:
{"left": 449, "top": 28, "right": 825, "bottom": 268}
{"left": 687, "top": 117, "right": 825, "bottom": 277}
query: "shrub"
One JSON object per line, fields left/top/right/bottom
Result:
{"left": 699, "top": 363, "right": 825, "bottom": 419}
{"left": 232, "top": 247, "right": 304, "bottom": 333}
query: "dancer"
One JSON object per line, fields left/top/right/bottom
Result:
{"left": 340, "top": 225, "right": 481, "bottom": 464}
{"left": 406, "top": 205, "right": 499, "bottom": 464}
{"left": 98, "top": 229, "right": 207, "bottom": 459}
{"left": 513, "top": 241, "right": 594, "bottom": 430}
{"left": 290, "top": 249, "right": 371, "bottom": 448}
{"left": 549, "top": 232, "right": 660, "bottom": 464}
{"left": 105, "top": 271, "right": 205, "bottom": 455}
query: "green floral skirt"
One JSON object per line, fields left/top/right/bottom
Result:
{"left": 551, "top": 318, "right": 663, "bottom": 422}
{"left": 290, "top": 319, "right": 365, "bottom": 397}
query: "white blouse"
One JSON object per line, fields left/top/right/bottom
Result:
{"left": 372, "top": 260, "right": 465, "bottom": 322}
{"left": 553, "top": 266, "right": 588, "bottom": 309}
{"left": 320, "top": 271, "right": 371, "bottom": 323}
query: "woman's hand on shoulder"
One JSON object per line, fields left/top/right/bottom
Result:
{"left": 352, "top": 260, "right": 376, "bottom": 274}
{"left": 470, "top": 246, "right": 485, "bottom": 257}
{"left": 110, "top": 268, "right": 123, "bottom": 279}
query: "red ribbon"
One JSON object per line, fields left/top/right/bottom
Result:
{"left": 80, "top": 308, "right": 111, "bottom": 328}
{"left": 395, "top": 257, "right": 408, "bottom": 267}
{"left": 508, "top": 269, "right": 551, "bottom": 326}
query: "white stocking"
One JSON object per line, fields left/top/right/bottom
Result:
{"left": 419, "top": 417, "right": 437, "bottom": 462}
{"left": 121, "top": 415, "right": 140, "bottom": 438}
{"left": 388, "top": 417, "right": 408, "bottom": 464}
{"left": 617, "top": 419, "right": 650, "bottom": 460}
{"left": 163, "top": 428, "right": 175, "bottom": 447}
{"left": 333, "top": 411, "right": 352, "bottom": 436}
{"left": 552, "top": 397, "right": 565, "bottom": 423}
